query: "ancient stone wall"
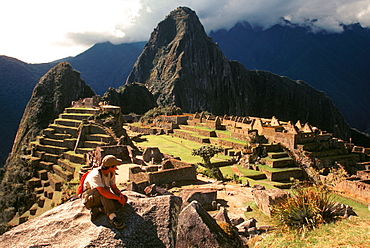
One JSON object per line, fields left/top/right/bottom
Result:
{"left": 335, "top": 178, "right": 370, "bottom": 203}
{"left": 230, "top": 128, "right": 249, "bottom": 142}
{"left": 159, "top": 116, "right": 189, "bottom": 124}
{"left": 215, "top": 139, "right": 244, "bottom": 150}
{"left": 129, "top": 125, "right": 162, "bottom": 135}
{"left": 148, "top": 166, "right": 197, "bottom": 185}
{"left": 173, "top": 130, "right": 210, "bottom": 143}
{"left": 142, "top": 147, "right": 163, "bottom": 163}
{"left": 261, "top": 127, "right": 296, "bottom": 150}
{"left": 94, "top": 145, "right": 131, "bottom": 162}
{"left": 129, "top": 166, "right": 149, "bottom": 183}
{"left": 129, "top": 159, "right": 197, "bottom": 186}
{"left": 155, "top": 122, "right": 178, "bottom": 130}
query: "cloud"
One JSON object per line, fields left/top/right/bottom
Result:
{"left": 67, "top": 0, "right": 370, "bottom": 46}
{"left": 1, "top": 0, "right": 370, "bottom": 63}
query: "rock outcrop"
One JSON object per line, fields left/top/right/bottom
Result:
{"left": 103, "top": 82, "right": 157, "bottom": 115}
{"left": 176, "top": 201, "right": 243, "bottom": 248}
{"left": 0, "top": 192, "right": 243, "bottom": 248}
{"left": 126, "top": 6, "right": 352, "bottom": 140}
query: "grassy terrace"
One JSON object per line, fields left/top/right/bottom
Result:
{"left": 257, "top": 164, "right": 300, "bottom": 172}
{"left": 221, "top": 137, "right": 247, "bottom": 145}
{"left": 136, "top": 134, "right": 229, "bottom": 163}
{"left": 236, "top": 164, "right": 266, "bottom": 177}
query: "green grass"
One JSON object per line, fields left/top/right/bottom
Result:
{"left": 189, "top": 125, "right": 215, "bottom": 131}
{"left": 136, "top": 134, "right": 230, "bottom": 164}
{"left": 236, "top": 164, "right": 266, "bottom": 176}
{"left": 258, "top": 164, "right": 300, "bottom": 172}
{"left": 215, "top": 129, "right": 231, "bottom": 134}
{"left": 62, "top": 113, "right": 92, "bottom": 116}
{"left": 220, "top": 137, "right": 246, "bottom": 145}
{"left": 257, "top": 217, "right": 370, "bottom": 248}
{"left": 219, "top": 166, "right": 236, "bottom": 178}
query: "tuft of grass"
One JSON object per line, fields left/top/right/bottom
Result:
{"left": 272, "top": 186, "right": 342, "bottom": 233}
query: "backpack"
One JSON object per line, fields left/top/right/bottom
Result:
{"left": 77, "top": 170, "right": 91, "bottom": 195}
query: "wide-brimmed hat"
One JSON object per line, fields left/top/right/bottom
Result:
{"left": 101, "top": 155, "right": 122, "bottom": 168}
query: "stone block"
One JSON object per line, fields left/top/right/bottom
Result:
{"left": 179, "top": 188, "right": 217, "bottom": 210}
{"left": 176, "top": 201, "right": 243, "bottom": 248}
{"left": 27, "top": 178, "right": 42, "bottom": 189}
{"left": 29, "top": 208, "right": 37, "bottom": 216}
{"left": 38, "top": 170, "right": 48, "bottom": 180}
{"left": 37, "top": 198, "right": 45, "bottom": 208}
{"left": 252, "top": 188, "right": 289, "bottom": 217}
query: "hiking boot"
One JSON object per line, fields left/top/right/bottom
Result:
{"left": 90, "top": 207, "right": 103, "bottom": 221}
{"left": 110, "top": 217, "right": 126, "bottom": 229}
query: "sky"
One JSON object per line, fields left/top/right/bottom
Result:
{"left": 1, "top": 0, "right": 370, "bottom": 64}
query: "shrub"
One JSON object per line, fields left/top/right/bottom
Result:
{"left": 272, "top": 185, "right": 339, "bottom": 233}
{"left": 191, "top": 145, "right": 223, "bottom": 166}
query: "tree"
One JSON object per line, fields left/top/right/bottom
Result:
{"left": 191, "top": 145, "right": 223, "bottom": 166}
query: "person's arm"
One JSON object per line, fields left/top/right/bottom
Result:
{"left": 111, "top": 184, "right": 122, "bottom": 196}
{"left": 111, "top": 184, "right": 127, "bottom": 205}
{"left": 95, "top": 186, "right": 121, "bottom": 201}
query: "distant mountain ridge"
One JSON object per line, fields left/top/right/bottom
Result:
{"left": 210, "top": 21, "right": 370, "bottom": 134}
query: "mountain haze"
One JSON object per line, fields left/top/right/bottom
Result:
{"left": 126, "top": 7, "right": 352, "bottom": 140}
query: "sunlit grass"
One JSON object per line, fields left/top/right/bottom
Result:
{"left": 135, "top": 134, "right": 229, "bottom": 164}
{"left": 258, "top": 217, "right": 370, "bottom": 248}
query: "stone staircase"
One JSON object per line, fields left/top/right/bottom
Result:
{"left": 16, "top": 107, "right": 118, "bottom": 224}
{"left": 244, "top": 144, "right": 303, "bottom": 183}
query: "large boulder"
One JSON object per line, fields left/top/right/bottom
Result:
{"left": 0, "top": 192, "right": 182, "bottom": 248}
{"left": 176, "top": 201, "right": 243, "bottom": 248}
{"left": 179, "top": 188, "right": 217, "bottom": 210}
{"left": 252, "top": 188, "right": 289, "bottom": 217}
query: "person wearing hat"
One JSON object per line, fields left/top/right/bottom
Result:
{"left": 82, "top": 155, "right": 127, "bottom": 229}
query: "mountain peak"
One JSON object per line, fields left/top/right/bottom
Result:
{"left": 126, "top": 7, "right": 352, "bottom": 140}
{"left": 9, "top": 62, "right": 95, "bottom": 162}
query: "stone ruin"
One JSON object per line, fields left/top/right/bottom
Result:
{"left": 129, "top": 158, "right": 197, "bottom": 187}
{"left": 179, "top": 188, "right": 218, "bottom": 210}
{"left": 142, "top": 147, "right": 164, "bottom": 163}
{"left": 334, "top": 170, "right": 370, "bottom": 203}
{"left": 80, "top": 145, "right": 133, "bottom": 174}
{"left": 170, "top": 112, "right": 370, "bottom": 200}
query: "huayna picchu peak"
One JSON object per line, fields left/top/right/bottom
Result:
{"left": 126, "top": 6, "right": 356, "bottom": 143}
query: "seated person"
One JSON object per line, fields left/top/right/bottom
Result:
{"left": 82, "top": 155, "right": 127, "bottom": 229}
